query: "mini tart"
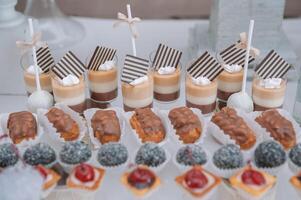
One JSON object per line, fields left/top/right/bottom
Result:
{"left": 130, "top": 108, "right": 165, "bottom": 143}
{"left": 290, "top": 173, "right": 301, "bottom": 190}
{"left": 46, "top": 107, "right": 79, "bottom": 141}
{"left": 175, "top": 165, "right": 221, "bottom": 197}
{"left": 229, "top": 165, "right": 276, "bottom": 197}
{"left": 37, "top": 165, "right": 61, "bottom": 190}
{"left": 121, "top": 166, "right": 160, "bottom": 197}
{"left": 67, "top": 164, "right": 105, "bottom": 191}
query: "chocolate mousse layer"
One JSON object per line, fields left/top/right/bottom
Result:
{"left": 123, "top": 103, "right": 153, "bottom": 112}
{"left": 90, "top": 88, "right": 118, "bottom": 102}
{"left": 154, "top": 91, "right": 179, "bottom": 102}
{"left": 217, "top": 90, "right": 235, "bottom": 101}
{"left": 69, "top": 101, "right": 87, "bottom": 114}
{"left": 253, "top": 104, "right": 282, "bottom": 112}
{"left": 217, "top": 100, "right": 227, "bottom": 110}
{"left": 186, "top": 101, "right": 216, "bottom": 114}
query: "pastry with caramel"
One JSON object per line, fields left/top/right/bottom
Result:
{"left": 130, "top": 108, "right": 165, "bottom": 143}
{"left": 168, "top": 107, "right": 202, "bottom": 144}
{"left": 7, "top": 111, "right": 37, "bottom": 144}
{"left": 91, "top": 110, "right": 121, "bottom": 144}
{"left": 211, "top": 107, "right": 256, "bottom": 150}
{"left": 36, "top": 165, "right": 61, "bottom": 192}
{"left": 255, "top": 109, "right": 296, "bottom": 150}
{"left": 46, "top": 107, "right": 79, "bottom": 141}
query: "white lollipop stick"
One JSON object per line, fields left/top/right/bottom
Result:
{"left": 242, "top": 20, "right": 254, "bottom": 93}
{"left": 126, "top": 4, "right": 137, "bottom": 56}
{"left": 28, "top": 18, "right": 41, "bottom": 91}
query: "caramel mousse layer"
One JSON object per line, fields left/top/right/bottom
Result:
{"left": 52, "top": 76, "right": 86, "bottom": 106}
{"left": 24, "top": 72, "right": 52, "bottom": 93}
{"left": 217, "top": 70, "right": 243, "bottom": 93}
{"left": 88, "top": 68, "right": 118, "bottom": 102}
{"left": 252, "top": 79, "right": 286, "bottom": 109}
{"left": 186, "top": 77, "right": 217, "bottom": 114}
{"left": 122, "top": 75, "right": 153, "bottom": 111}
{"left": 153, "top": 68, "right": 181, "bottom": 95}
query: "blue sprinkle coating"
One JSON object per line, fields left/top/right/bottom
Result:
{"left": 176, "top": 144, "right": 207, "bottom": 166}
{"left": 213, "top": 144, "right": 243, "bottom": 169}
{"left": 135, "top": 143, "right": 166, "bottom": 167}
{"left": 97, "top": 142, "right": 128, "bottom": 167}
{"left": 255, "top": 140, "right": 286, "bottom": 168}
{"left": 289, "top": 143, "right": 301, "bottom": 167}
{"left": 23, "top": 143, "right": 56, "bottom": 166}
{"left": 60, "top": 141, "right": 92, "bottom": 165}
{"left": 0, "top": 143, "right": 19, "bottom": 168}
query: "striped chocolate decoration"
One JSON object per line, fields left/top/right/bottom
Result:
{"left": 87, "top": 46, "right": 117, "bottom": 71}
{"left": 52, "top": 51, "right": 86, "bottom": 79}
{"left": 121, "top": 55, "right": 149, "bottom": 84}
{"left": 220, "top": 43, "right": 255, "bottom": 67}
{"left": 255, "top": 50, "right": 291, "bottom": 79}
{"left": 152, "top": 43, "right": 182, "bottom": 70}
{"left": 36, "top": 46, "right": 54, "bottom": 73}
{"left": 187, "top": 51, "right": 224, "bottom": 81}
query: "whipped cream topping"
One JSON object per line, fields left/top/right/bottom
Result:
{"left": 59, "top": 74, "right": 80, "bottom": 86}
{"left": 158, "top": 66, "right": 176, "bottom": 75}
{"left": 192, "top": 76, "right": 211, "bottom": 86}
{"left": 129, "top": 75, "right": 148, "bottom": 86}
{"left": 98, "top": 60, "right": 115, "bottom": 71}
{"left": 26, "top": 65, "right": 43, "bottom": 75}
{"left": 224, "top": 64, "right": 242, "bottom": 73}
{"left": 260, "top": 78, "right": 282, "bottom": 89}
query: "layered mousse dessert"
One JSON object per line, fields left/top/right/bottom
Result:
{"left": 87, "top": 46, "right": 118, "bottom": 102}
{"left": 217, "top": 64, "right": 244, "bottom": 109}
{"left": 151, "top": 43, "right": 182, "bottom": 102}
{"left": 252, "top": 77, "right": 286, "bottom": 111}
{"left": 121, "top": 55, "right": 153, "bottom": 112}
{"left": 52, "top": 51, "right": 86, "bottom": 113}
{"left": 23, "top": 67, "right": 52, "bottom": 95}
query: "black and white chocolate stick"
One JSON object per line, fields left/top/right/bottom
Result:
{"left": 87, "top": 46, "right": 116, "bottom": 71}
{"left": 227, "top": 20, "right": 255, "bottom": 112}
{"left": 152, "top": 43, "right": 182, "bottom": 70}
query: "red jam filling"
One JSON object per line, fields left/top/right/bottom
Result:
{"left": 128, "top": 167, "right": 155, "bottom": 189}
{"left": 74, "top": 163, "right": 95, "bottom": 182}
{"left": 242, "top": 169, "right": 266, "bottom": 186}
{"left": 36, "top": 165, "right": 48, "bottom": 179}
{"left": 184, "top": 168, "right": 208, "bottom": 189}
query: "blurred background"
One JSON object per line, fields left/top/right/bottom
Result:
{"left": 16, "top": 0, "right": 301, "bottom": 19}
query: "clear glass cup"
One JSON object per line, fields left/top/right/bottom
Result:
{"left": 185, "top": 73, "right": 217, "bottom": 115}
{"left": 121, "top": 71, "right": 154, "bottom": 112}
{"left": 149, "top": 51, "right": 181, "bottom": 103}
{"left": 51, "top": 73, "right": 86, "bottom": 113}
{"left": 252, "top": 73, "right": 287, "bottom": 111}
{"left": 86, "top": 55, "right": 118, "bottom": 103}
{"left": 20, "top": 52, "right": 53, "bottom": 95}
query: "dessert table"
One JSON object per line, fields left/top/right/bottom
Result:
{"left": 0, "top": 17, "right": 301, "bottom": 200}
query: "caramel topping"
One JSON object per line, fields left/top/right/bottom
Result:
{"left": 211, "top": 107, "right": 256, "bottom": 150}
{"left": 46, "top": 108, "right": 79, "bottom": 141}
{"left": 168, "top": 107, "right": 202, "bottom": 143}
{"left": 255, "top": 109, "right": 296, "bottom": 150}
{"left": 7, "top": 111, "right": 37, "bottom": 144}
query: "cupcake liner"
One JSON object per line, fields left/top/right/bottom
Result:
{"left": 46, "top": 187, "right": 97, "bottom": 200}
{"left": 180, "top": 180, "right": 219, "bottom": 200}
{"left": 208, "top": 108, "right": 263, "bottom": 162}
{"left": 0, "top": 112, "right": 43, "bottom": 150}
{"left": 172, "top": 146, "right": 210, "bottom": 173}
{"left": 248, "top": 109, "right": 301, "bottom": 151}
{"left": 163, "top": 108, "right": 208, "bottom": 147}
{"left": 132, "top": 145, "right": 171, "bottom": 173}
{"left": 96, "top": 153, "right": 130, "bottom": 174}
{"left": 210, "top": 157, "right": 245, "bottom": 179}
{"left": 83, "top": 107, "right": 126, "bottom": 149}
{"left": 288, "top": 158, "right": 301, "bottom": 175}
{"left": 292, "top": 185, "right": 301, "bottom": 199}
{"left": 41, "top": 183, "right": 57, "bottom": 199}
{"left": 251, "top": 156, "right": 286, "bottom": 176}
{"left": 234, "top": 183, "right": 277, "bottom": 200}
{"left": 37, "top": 104, "right": 86, "bottom": 149}
{"left": 123, "top": 108, "right": 169, "bottom": 147}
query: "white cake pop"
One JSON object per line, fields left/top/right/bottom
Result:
{"left": 227, "top": 20, "right": 255, "bottom": 112}
{"left": 26, "top": 18, "right": 53, "bottom": 113}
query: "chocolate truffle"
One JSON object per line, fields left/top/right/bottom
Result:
{"left": 213, "top": 144, "right": 243, "bottom": 169}
{"left": 135, "top": 143, "right": 166, "bottom": 167}
{"left": 176, "top": 144, "right": 207, "bottom": 166}
{"left": 289, "top": 143, "right": 301, "bottom": 167}
{"left": 23, "top": 143, "right": 56, "bottom": 166}
{"left": 59, "top": 141, "right": 92, "bottom": 165}
{"left": 97, "top": 143, "right": 128, "bottom": 167}
{"left": 255, "top": 140, "right": 286, "bottom": 168}
{"left": 0, "top": 143, "right": 19, "bottom": 168}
